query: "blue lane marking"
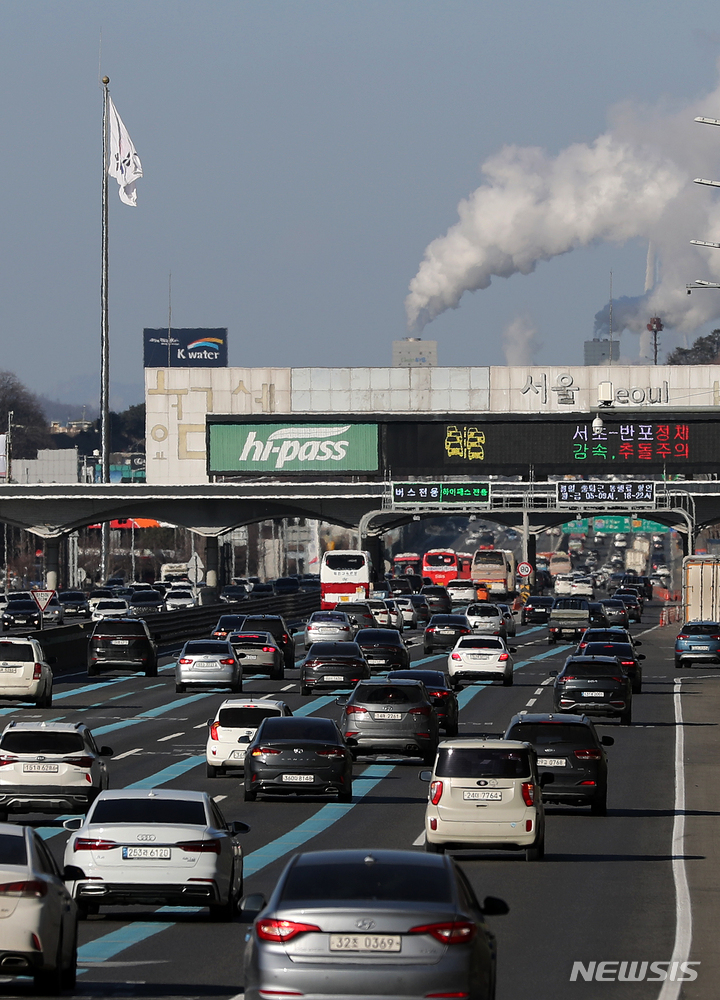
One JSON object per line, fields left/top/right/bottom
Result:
{"left": 78, "top": 922, "right": 175, "bottom": 962}
{"left": 243, "top": 763, "right": 394, "bottom": 877}
{"left": 127, "top": 755, "right": 206, "bottom": 790}
{"left": 293, "top": 695, "right": 339, "bottom": 716}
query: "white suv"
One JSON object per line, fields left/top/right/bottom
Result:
{"left": 0, "top": 721, "right": 113, "bottom": 820}
{"left": 0, "top": 638, "right": 53, "bottom": 708}
{"left": 423, "top": 739, "right": 548, "bottom": 860}
{"left": 206, "top": 698, "right": 292, "bottom": 777}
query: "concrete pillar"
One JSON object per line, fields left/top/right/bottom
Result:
{"left": 45, "top": 537, "right": 60, "bottom": 592}
{"left": 361, "top": 534, "right": 385, "bottom": 583}
{"left": 205, "top": 536, "right": 219, "bottom": 590}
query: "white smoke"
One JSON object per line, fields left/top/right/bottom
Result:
{"left": 405, "top": 68, "right": 720, "bottom": 342}
{"left": 502, "top": 315, "right": 542, "bottom": 365}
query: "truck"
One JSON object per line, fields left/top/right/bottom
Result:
{"left": 160, "top": 562, "right": 191, "bottom": 585}
{"left": 624, "top": 547, "right": 648, "bottom": 576}
{"left": 547, "top": 597, "right": 590, "bottom": 644}
{"left": 682, "top": 555, "right": 720, "bottom": 623}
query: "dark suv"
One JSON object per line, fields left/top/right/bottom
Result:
{"left": 87, "top": 619, "right": 158, "bottom": 677}
{"left": 675, "top": 621, "right": 720, "bottom": 668}
{"left": 551, "top": 655, "right": 632, "bottom": 725}
{"left": 520, "top": 596, "right": 554, "bottom": 625}
{"left": 338, "top": 679, "right": 438, "bottom": 763}
{"left": 420, "top": 586, "right": 452, "bottom": 614}
{"left": 57, "top": 590, "right": 91, "bottom": 619}
{"left": 505, "top": 712, "right": 614, "bottom": 815}
{"left": 235, "top": 614, "right": 295, "bottom": 671}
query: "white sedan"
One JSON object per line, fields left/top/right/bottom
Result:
{"left": 0, "top": 822, "right": 78, "bottom": 991}
{"left": 448, "top": 635, "right": 515, "bottom": 688}
{"left": 91, "top": 598, "right": 129, "bottom": 621}
{"left": 63, "top": 788, "right": 249, "bottom": 920}
{"left": 165, "top": 589, "right": 197, "bottom": 610}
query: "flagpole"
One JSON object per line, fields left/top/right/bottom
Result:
{"left": 101, "top": 76, "right": 110, "bottom": 583}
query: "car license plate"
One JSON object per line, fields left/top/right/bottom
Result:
{"left": 231, "top": 750, "right": 246, "bottom": 759}
{"left": 0, "top": 666, "right": 18, "bottom": 672}
{"left": 242, "top": 653, "right": 257, "bottom": 659}
{"left": 692, "top": 645, "right": 710, "bottom": 650}
{"left": 122, "top": 846, "right": 171, "bottom": 860}
{"left": 23, "top": 763, "right": 59, "bottom": 773}
{"left": 463, "top": 790, "right": 502, "bottom": 800}
{"left": 374, "top": 712, "right": 402, "bottom": 720}
{"left": 439, "top": 629, "right": 454, "bottom": 634}
{"left": 581, "top": 691, "right": 605, "bottom": 698}
{"left": 111, "top": 639, "right": 128, "bottom": 645}
{"left": 323, "top": 674, "right": 344, "bottom": 682}
{"left": 368, "top": 659, "right": 385, "bottom": 665}
{"left": 329, "top": 934, "right": 401, "bottom": 953}
{"left": 468, "top": 654, "right": 489, "bottom": 660}
{"left": 282, "top": 773, "right": 314, "bottom": 782}
{"left": 198, "top": 661, "right": 217, "bottom": 667}
{"left": 537, "top": 758, "right": 567, "bottom": 767}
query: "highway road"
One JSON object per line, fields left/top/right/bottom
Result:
{"left": 0, "top": 600, "right": 715, "bottom": 1000}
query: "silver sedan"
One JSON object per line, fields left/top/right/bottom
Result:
{"left": 304, "top": 611, "right": 355, "bottom": 645}
{"left": 175, "top": 639, "right": 242, "bottom": 694}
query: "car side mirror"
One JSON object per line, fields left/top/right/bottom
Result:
{"left": 154, "top": 633, "right": 162, "bottom": 642}
{"left": 418, "top": 769, "right": 432, "bottom": 781}
{"left": 638, "top": 654, "right": 646, "bottom": 661}
{"left": 47, "top": 656, "right": 57, "bottom": 666}
{"left": 99, "top": 746, "right": 114, "bottom": 757}
{"left": 335, "top": 696, "right": 349, "bottom": 707}
{"left": 634, "top": 640, "right": 642, "bottom": 646}
{"left": 549, "top": 670, "right": 558, "bottom": 677}
{"left": 539, "top": 772, "right": 554, "bottom": 786}
{"left": 509, "top": 647, "right": 517, "bottom": 653}
{"left": 601, "top": 735, "right": 615, "bottom": 746}
{"left": 63, "top": 817, "right": 84, "bottom": 831}
{"left": 63, "top": 864, "right": 86, "bottom": 882}
{"left": 481, "top": 895, "right": 509, "bottom": 916}
{"left": 229, "top": 821, "right": 250, "bottom": 835}
{"left": 239, "top": 893, "right": 266, "bottom": 921}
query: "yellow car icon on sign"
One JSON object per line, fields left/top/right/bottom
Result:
{"left": 444, "top": 426, "right": 465, "bottom": 459}
{"left": 466, "top": 427, "right": 485, "bottom": 461}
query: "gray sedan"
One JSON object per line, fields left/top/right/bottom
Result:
{"left": 305, "top": 611, "right": 355, "bottom": 645}
{"left": 175, "top": 639, "right": 242, "bottom": 694}
{"left": 242, "top": 849, "right": 508, "bottom": 1000}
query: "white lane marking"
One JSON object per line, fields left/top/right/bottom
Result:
{"left": 281, "top": 683, "right": 294, "bottom": 691}
{"left": 526, "top": 698, "right": 537, "bottom": 707}
{"left": 193, "top": 723, "right": 207, "bottom": 729}
{"left": 212, "top": 795, "right": 227, "bottom": 802}
{"left": 113, "top": 748, "right": 142, "bottom": 760}
{"left": 413, "top": 830, "right": 426, "bottom": 846}
{"left": 157, "top": 731, "right": 184, "bottom": 742}
{"left": 657, "top": 678, "right": 692, "bottom": 1000}
{"left": 518, "top": 710, "right": 527, "bottom": 715}
{"left": 534, "top": 688, "right": 544, "bottom": 695}
{"left": 541, "top": 677, "right": 553, "bottom": 686}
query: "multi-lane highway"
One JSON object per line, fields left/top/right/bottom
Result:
{"left": 0, "top": 601, "right": 714, "bottom": 1000}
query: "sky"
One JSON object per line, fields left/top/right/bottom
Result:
{"left": 4, "top": 1, "right": 720, "bottom": 411}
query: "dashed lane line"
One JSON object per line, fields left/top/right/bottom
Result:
{"left": 157, "top": 731, "right": 184, "bottom": 742}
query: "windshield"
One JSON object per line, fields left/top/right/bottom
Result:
{"left": 436, "top": 747, "right": 531, "bottom": 778}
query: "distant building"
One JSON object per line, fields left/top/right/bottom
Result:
{"left": 14, "top": 449, "right": 78, "bottom": 484}
{"left": 393, "top": 338, "right": 437, "bottom": 367}
{"left": 584, "top": 339, "right": 619, "bottom": 365}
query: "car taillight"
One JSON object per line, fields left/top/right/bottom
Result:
{"left": 498, "top": 653, "right": 509, "bottom": 661}
{"left": 677, "top": 634, "right": 688, "bottom": 640}
{"left": 430, "top": 780, "right": 443, "bottom": 805}
{"left": 578, "top": 642, "right": 588, "bottom": 649}
{"left": 621, "top": 660, "right": 634, "bottom": 667}
{"left": 0, "top": 879, "right": 47, "bottom": 897}
{"left": 574, "top": 749, "right": 602, "bottom": 760}
{"left": 460, "top": 628, "right": 470, "bottom": 634}
{"left": 559, "top": 675, "right": 574, "bottom": 682}
{"left": 409, "top": 706, "right": 431, "bottom": 716}
{"left": 178, "top": 657, "right": 192, "bottom": 664}
{"left": 316, "top": 748, "right": 345, "bottom": 758}
{"left": 429, "top": 690, "right": 449, "bottom": 698}
{"left": 345, "top": 705, "right": 368, "bottom": 715}
{"left": 73, "top": 838, "right": 117, "bottom": 851}
{"left": 0, "top": 757, "right": 16, "bottom": 767}
{"left": 219, "top": 658, "right": 236, "bottom": 665}
{"left": 426, "top": 627, "right": 436, "bottom": 632}
{"left": 521, "top": 782, "right": 534, "bottom": 807}
{"left": 338, "top": 626, "right": 350, "bottom": 631}
{"left": 176, "top": 839, "right": 221, "bottom": 854}
{"left": 410, "top": 920, "right": 475, "bottom": 945}
{"left": 210, "top": 722, "right": 220, "bottom": 741}
{"left": 256, "top": 918, "right": 321, "bottom": 941}
{"left": 33, "top": 663, "right": 42, "bottom": 680}
{"left": 282, "top": 634, "right": 290, "bottom": 644}
{"left": 611, "top": 677, "right": 623, "bottom": 683}
{"left": 451, "top": 653, "right": 462, "bottom": 660}
{"left": 64, "top": 756, "right": 94, "bottom": 769}
{"left": 251, "top": 747, "right": 282, "bottom": 756}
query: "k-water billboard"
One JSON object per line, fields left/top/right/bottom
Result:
{"left": 144, "top": 328, "right": 228, "bottom": 367}
{"left": 208, "top": 421, "right": 379, "bottom": 474}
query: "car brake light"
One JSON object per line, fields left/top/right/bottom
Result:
{"left": 210, "top": 722, "right": 220, "bottom": 741}
{"left": 0, "top": 757, "right": 16, "bottom": 767}
{"left": 426, "top": 627, "right": 436, "bottom": 632}
{"left": 620, "top": 660, "right": 634, "bottom": 666}
{"left": 410, "top": 920, "right": 475, "bottom": 945}
{"left": 611, "top": 677, "right": 623, "bottom": 683}
{"left": 409, "top": 706, "right": 431, "bottom": 716}
{"left": 559, "top": 675, "right": 574, "bottom": 682}
{"left": 498, "top": 653, "right": 509, "bottom": 661}
{"left": 316, "top": 748, "right": 345, "bottom": 758}
{"left": 219, "top": 658, "right": 236, "bottom": 665}
{"left": 282, "top": 634, "right": 289, "bottom": 644}
{"left": 178, "top": 657, "right": 192, "bottom": 664}
{"left": 451, "top": 653, "right": 461, "bottom": 660}
{"left": 345, "top": 705, "right": 368, "bottom": 715}
{"left": 574, "top": 749, "right": 602, "bottom": 760}
{"left": 176, "top": 839, "right": 222, "bottom": 854}
{"left": 73, "top": 838, "right": 117, "bottom": 851}
{"left": 677, "top": 634, "right": 688, "bottom": 640}
{"left": 256, "top": 918, "right": 321, "bottom": 942}
{"left": 251, "top": 747, "right": 281, "bottom": 756}
{"left": 430, "top": 780, "right": 443, "bottom": 805}
{"left": 33, "top": 663, "right": 42, "bottom": 680}
{"left": 428, "top": 690, "right": 448, "bottom": 698}
{"left": 0, "top": 879, "right": 48, "bottom": 897}
{"left": 521, "top": 782, "right": 534, "bottom": 807}
{"left": 64, "top": 756, "right": 94, "bottom": 769}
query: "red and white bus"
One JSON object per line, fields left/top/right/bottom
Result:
{"left": 393, "top": 552, "right": 422, "bottom": 576}
{"left": 422, "top": 549, "right": 460, "bottom": 586}
{"left": 457, "top": 552, "right": 473, "bottom": 579}
{"left": 320, "top": 550, "right": 372, "bottom": 609}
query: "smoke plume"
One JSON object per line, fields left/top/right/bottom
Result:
{"left": 405, "top": 68, "right": 720, "bottom": 341}
{"left": 502, "top": 315, "right": 542, "bottom": 365}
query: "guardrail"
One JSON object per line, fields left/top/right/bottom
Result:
{"left": 30, "top": 591, "right": 321, "bottom": 679}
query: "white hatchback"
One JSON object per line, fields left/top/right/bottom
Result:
{"left": 446, "top": 579, "right": 477, "bottom": 604}
{"left": 0, "top": 638, "right": 53, "bottom": 708}
{"left": 448, "top": 635, "right": 515, "bottom": 687}
{"left": 0, "top": 823, "right": 78, "bottom": 991}
{"left": 206, "top": 698, "right": 292, "bottom": 777}
{"left": 423, "top": 739, "right": 547, "bottom": 860}
{"left": 63, "top": 788, "right": 249, "bottom": 920}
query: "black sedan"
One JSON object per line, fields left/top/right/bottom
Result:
{"left": 579, "top": 641, "right": 645, "bottom": 693}
{"left": 552, "top": 655, "right": 633, "bottom": 725}
{"left": 2, "top": 600, "right": 41, "bottom": 630}
{"left": 354, "top": 628, "right": 410, "bottom": 671}
{"left": 614, "top": 592, "right": 642, "bottom": 622}
{"left": 423, "top": 614, "right": 471, "bottom": 653}
{"left": 300, "top": 641, "right": 370, "bottom": 696}
{"left": 212, "top": 614, "right": 249, "bottom": 640}
{"left": 420, "top": 585, "right": 452, "bottom": 614}
{"left": 244, "top": 716, "right": 353, "bottom": 802}
{"left": 387, "top": 668, "right": 459, "bottom": 735}
{"left": 505, "top": 712, "right": 614, "bottom": 815}
{"left": 408, "top": 593, "right": 431, "bottom": 624}
{"left": 520, "top": 596, "right": 554, "bottom": 625}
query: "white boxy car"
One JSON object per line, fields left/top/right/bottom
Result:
{"left": 206, "top": 698, "right": 292, "bottom": 777}
{"left": 0, "top": 822, "right": 78, "bottom": 992}
{"left": 63, "top": 788, "right": 249, "bottom": 920}
{"left": 423, "top": 739, "right": 549, "bottom": 861}
{"left": 0, "top": 638, "right": 53, "bottom": 708}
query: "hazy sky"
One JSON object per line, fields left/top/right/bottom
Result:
{"left": 3, "top": 1, "right": 720, "bottom": 410}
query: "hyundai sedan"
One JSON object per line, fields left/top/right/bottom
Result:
{"left": 354, "top": 628, "right": 410, "bottom": 671}
{"left": 423, "top": 614, "right": 472, "bottom": 653}
{"left": 242, "top": 849, "right": 508, "bottom": 1000}
{"left": 300, "top": 641, "right": 370, "bottom": 695}
{"left": 175, "top": 639, "right": 242, "bottom": 694}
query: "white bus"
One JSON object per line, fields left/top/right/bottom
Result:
{"left": 320, "top": 550, "right": 372, "bottom": 609}
{"left": 471, "top": 549, "right": 516, "bottom": 596}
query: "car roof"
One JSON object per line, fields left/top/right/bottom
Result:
{"left": 355, "top": 678, "right": 424, "bottom": 687}
{"left": 437, "top": 738, "right": 528, "bottom": 750}
{"left": 93, "top": 788, "right": 208, "bottom": 802}
{"left": 291, "top": 848, "right": 447, "bottom": 870}
{"left": 507, "top": 712, "right": 592, "bottom": 726}
{"left": 216, "top": 698, "right": 287, "bottom": 710}
{"left": 2, "top": 721, "right": 86, "bottom": 734}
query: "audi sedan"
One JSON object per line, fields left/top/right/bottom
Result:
{"left": 241, "top": 849, "right": 508, "bottom": 1000}
{"left": 448, "top": 635, "right": 515, "bottom": 688}
{"left": 423, "top": 614, "right": 472, "bottom": 653}
{"left": 175, "top": 639, "right": 242, "bottom": 694}
{"left": 354, "top": 628, "right": 410, "bottom": 671}
{"left": 299, "top": 641, "right": 370, "bottom": 696}
{"left": 63, "top": 789, "right": 249, "bottom": 920}
{"left": 244, "top": 716, "right": 353, "bottom": 802}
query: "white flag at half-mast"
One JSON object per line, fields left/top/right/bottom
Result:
{"left": 107, "top": 96, "right": 143, "bottom": 206}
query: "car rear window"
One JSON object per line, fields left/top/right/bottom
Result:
{"left": 311, "top": 612, "right": 347, "bottom": 622}
{"left": 90, "top": 799, "right": 207, "bottom": 825}
{"left": 93, "top": 621, "right": 146, "bottom": 636}
{"left": 0, "top": 643, "right": 34, "bottom": 661}
{"left": 259, "top": 717, "right": 338, "bottom": 741}
{"left": 356, "top": 630, "right": 401, "bottom": 644}
{"left": 466, "top": 605, "right": 500, "bottom": 616}
{"left": 388, "top": 670, "right": 445, "bottom": 686}
{"left": 352, "top": 684, "right": 421, "bottom": 705}
{"left": 602, "top": 600, "right": 625, "bottom": 609}
{"left": 583, "top": 642, "right": 633, "bottom": 657}
{"left": 456, "top": 637, "right": 503, "bottom": 649}
{"left": 306, "top": 642, "right": 361, "bottom": 656}
{"left": 59, "top": 592, "right": 86, "bottom": 602}
{"left": 337, "top": 604, "right": 371, "bottom": 613}
{"left": 583, "top": 631, "right": 628, "bottom": 643}
{"left": 553, "top": 599, "right": 588, "bottom": 609}
{"left": 1, "top": 731, "right": 85, "bottom": 754}
{"left": 0, "top": 833, "right": 26, "bottom": 866}
{"left": 183, "top": 641, "right": 230, "bottom": 654}
{"left": 230, "top": 632, "right": 273, "bottom": 645}
{"left": 242, "top": 617, "right": 285, "bottom": 637}
{"left": 218, "top": 706, "right": 282, "bottom": 727}
{"left": 507, "top": 723, "right": 595, "bottom": 746}
{"left": 436, "top": 747, "right": 531, "bottom": 778}
{"left": 216, "top": 616, "right": 246, "bottom": 628}
{"left": 563, "top": 660, "right": 622, "bottom": 676}
{"left": 422, "top": 587, "right": 448, "bottom": 596}
{"left": 681, "top": 623, "right": 720, "bottom": 636}
{"left": 429, "top": 615, "right": 467, "bottom": 626}
{"left": 280, "top": 859, "right": 452, "bottom": 904}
